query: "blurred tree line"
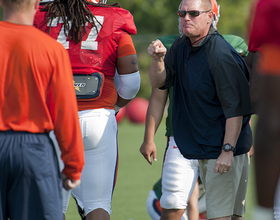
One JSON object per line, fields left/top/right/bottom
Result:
{"left": 109, "top": 0, "right": 251, "bottom": 37}
{"left": 0, "top": 0, "right": 252, "bottom": 99}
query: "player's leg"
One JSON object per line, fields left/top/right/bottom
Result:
{"left": 72, "top": 196, "right": 86, "bottom": 220}
{"left": 197, "top": 178, "right": 207, "bottom": 219}
{"left": 146, "top": 188, "right": 189, "bottom": 220}
{"left": 187, "top": 181, "right": 199, "bottom": 220}
{"left": 198, "top": 184, "right": 207, "bottom": 220}
{"left": 71, "top": 109, "right": 118, "bottom": 220}
{"left": 160, "top": 136, "right": 199, "bottom": 220}
{"left": 161, "top": 209, "right": 186, "bottom": 220}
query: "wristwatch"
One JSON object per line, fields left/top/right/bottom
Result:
{"left": 222, "top": 143, "right": 236, "bottom": 153}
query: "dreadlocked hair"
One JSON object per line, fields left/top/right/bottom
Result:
{"left": 42, "top": 0, "right": 121, "bottom": 44}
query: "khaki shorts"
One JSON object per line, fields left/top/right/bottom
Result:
{"left": 198, "top": 153, "right": 250, "bottom": 219}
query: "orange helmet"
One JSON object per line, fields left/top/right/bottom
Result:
{"left": 90, "top": 0, "right": 107, "bottom": 3}
{"left": 211, "top": 0, "right": 220, "bottom": 27}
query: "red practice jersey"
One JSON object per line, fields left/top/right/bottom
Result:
{"left": 34, "top": 5, "right": 137, "bottom": 110}
{"left": 248, "top": 0, "right": 280, "bottom": 73}
{"left": 248, "top": 0, "right": 280, "bottom": 52}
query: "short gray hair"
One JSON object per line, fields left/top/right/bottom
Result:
{"left": 2, "top": 0, "right": 33, "bottom": 11}
{"left": 178, "top": 2, "right": 183, "bottom": 35}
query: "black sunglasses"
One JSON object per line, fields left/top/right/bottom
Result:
{"left": 178, "top": 9, "right": 211, "bottom": 18}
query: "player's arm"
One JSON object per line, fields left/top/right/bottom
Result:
{"left": 254, "top": 74, "right": 280, "bottom": 208}
{"left": 48, "top": 45, "right": 84, "bottom": 185}
{"left": 147, "top": 39, "right": 167, "bottom": 88}
{"left": 244, "top": 52, "right": 256, "bottom": 156}
{"left": 254, "top": 44, "right": 280, "bottom": 209}
{"left": 140, "top": 88, "right": 168, "bottom": 165}
{"left": 115, "top": 34, "right": 140, "bottom": 110}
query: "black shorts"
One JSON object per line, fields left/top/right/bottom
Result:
{"left": 0, "top": 131, "right": 62, "bottom": 220}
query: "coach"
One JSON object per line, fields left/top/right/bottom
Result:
{"left": 147, "top": 0, "right": 254, "bottom": 219}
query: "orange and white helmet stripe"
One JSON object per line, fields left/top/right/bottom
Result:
{"left": 89, "top": 0, "right": 107, "bottom": 3}
{"left": 210, "top": 0, "right": 220, "bottom": 27}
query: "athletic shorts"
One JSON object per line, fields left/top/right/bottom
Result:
{"left": 70, "top": 108, "right": 118, "bottom": 216}
{"left": 160, "top": 136, "right": 199, "bottom": 210}
{"left": 0, "top": 131, "right": 62, "bottom": 220}
{"left": 49, "top": 130, "right": 72, "bottom": 215}
{"left": 198, "top": 153, "right": 250, "bottom": 219}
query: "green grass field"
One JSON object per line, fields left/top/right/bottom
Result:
{"left": 65, "top": 115, "right": 258, "bottom": 220}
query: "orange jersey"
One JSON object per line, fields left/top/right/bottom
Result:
{"left": 0, "top": 21, "right": 84, "bottom": 180}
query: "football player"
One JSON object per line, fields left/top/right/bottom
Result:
{"left": 140, "top": 1, "right": 220, "bottom": 220}
{"left": 34, "top": 1, "right": 140, "bottom": 220}
{"left": 248, "top": 0, "right": 280, "bottom": 219}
